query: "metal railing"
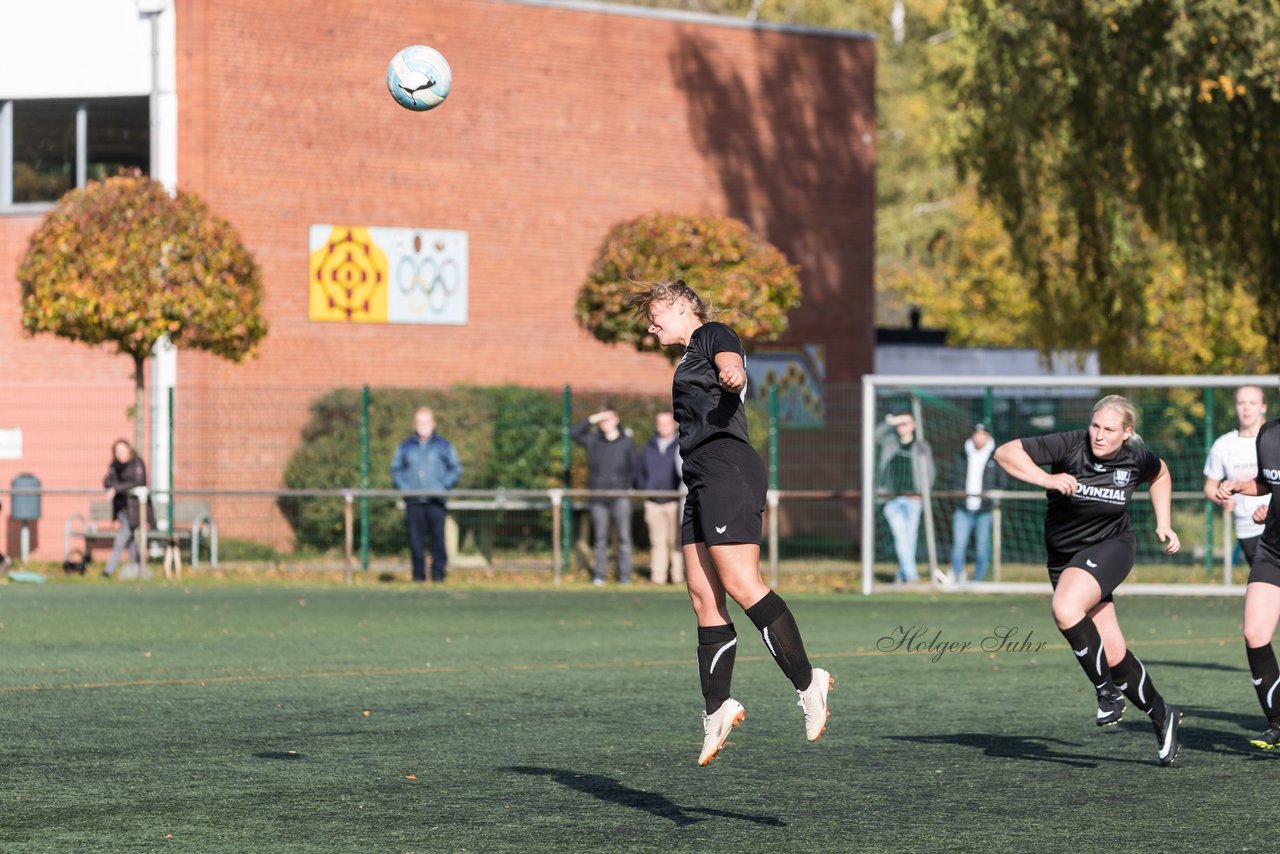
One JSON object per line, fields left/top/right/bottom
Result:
{"left": 869, "top": 487, "right": 1238, "bottom": 595}
{"left": 2, "top": 485, "right": 1238, "bottom": 593}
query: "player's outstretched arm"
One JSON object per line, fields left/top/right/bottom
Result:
{"left": 1150, "top": 460, "right": 1181, "bottom": 554}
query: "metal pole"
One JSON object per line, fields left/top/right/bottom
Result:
{"left": 992, "top": 504, "right": 1002, "bottom": 582}
{"left": 344, "top": 491, "right": 354, "bottom": 585}
{"left": 987, "top": 384, "right": 998, "bottom": 582}
{"left": 767, "top": 384, "right": 779, "bottom": 586}
{"left": 913, "top": 397, "right": 940, "bottom": 584}
{"left": 861, "top": 379, "right": 876, "bottom": 595}
{"left": 768, "top": 384, "right": 779, "bottom": 490}
{"left": 167, "top": 386, "right": 175, "bottom": 538}
{"left": 1223, "top": 506, "right": 1233, "bottom": 586}
{"left": 550, "top": 488, "right": 563, "bottom": 585}
{"left": 147, "top": 5, "right": 160, "bottom": 179}
{"left": 1205, "top": 386, "right": 1215, "bottom": 575}
{"left": 163, "top": 384, "right": 178, "bottom": 577}
{"left": 136, "top": 486, "right": 149, "bottom": 577}
{"left": 360, "top": 385, "right": 370, "bottom": 571}
{"left": 561, "top": 384, "right": 572, "bottom": 578}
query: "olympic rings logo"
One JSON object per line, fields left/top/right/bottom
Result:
{"left": 396, "top": 255, "right": 460, "bottom": 314}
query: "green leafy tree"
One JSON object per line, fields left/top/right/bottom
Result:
{"left": 881, "top": 188, "right": 1039, "bottom": 347}
{"left": 947, "top": 0, "right": 1280, "bottom": 367}
{"left": 884, "top": 186, "right": 1267, "bottom": 374}
{"left": 17, "top": 173, "right": 267, "bottom": 450}
{"left": 577, "top": 212, "right": 801, "bottom": 359}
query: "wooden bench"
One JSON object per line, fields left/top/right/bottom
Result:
{"left": 65, "top": 499, "right": 218, "bottom": 571}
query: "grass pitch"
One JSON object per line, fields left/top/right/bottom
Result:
{"left": 0, "top": 581, "right": 1273, "bottom": 853}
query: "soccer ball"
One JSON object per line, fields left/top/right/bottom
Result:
{"left": 386, "top": 45, "right": 452, "bottom": 111}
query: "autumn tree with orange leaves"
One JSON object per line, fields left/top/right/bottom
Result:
{"left": 18, "top": 174, "right": 267, "bottom": 451}
{"left": 576, "top": 212, "right": 801, "bottom": 360}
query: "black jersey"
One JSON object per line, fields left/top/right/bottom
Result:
{"left": 1251, "top": 419, "right": 1280, "bottom": 553}
{"left": 1021, "top": 430, "right": 1163, "bottom": 557}
{"left": 672, "top": 322, "right": 750, "bottom": 454}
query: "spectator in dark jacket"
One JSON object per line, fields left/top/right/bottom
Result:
{"left": 635, "top": 411, "right": 684, "bottom": 584}
{"left": 103, "top": 438, "right": 155, "bottom": 578}
{"left": 391, "top": 407, "right": 462, "bottom": 582}
{"left": 949, "top": 423, "right": 1007, "bottom": 582}
{"left": 573, "top": 408, "right": 638, "bottom": 585}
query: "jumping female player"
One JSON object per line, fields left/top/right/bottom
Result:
{"left": 628, "top": 279, "right": 833, "bottom": 766}
{"left": 995, "top": 395, "right": 1184, "bottom": 766}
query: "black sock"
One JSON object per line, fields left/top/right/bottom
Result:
{"left": 1109, "top": 650, "right": 1167, "bottom": 720}
{"left": 745, "top": 591, "right": 813, "bottom": 690}
{"left": 697, "top": 624, "right": 737, "bottom": 714}
{"left": 1246, "top": 643, "right": 1280, "bottom": 727}
{"left": 1059, "top": 616, "right": 1115, "bottom": 691}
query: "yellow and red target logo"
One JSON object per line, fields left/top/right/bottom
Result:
{"left": 309, "top": 226, "right": 389, "bottom": 322}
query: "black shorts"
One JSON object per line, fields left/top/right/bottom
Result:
{"left": 1248, "top": 540, "right": 1280, "bottom": 587}
{"left": 1240, "top": 535, "right": 1262, "bottom": 568}
{"left": 1046, "top": 533, "right": 1136, "bottom": 602}
{"left": 681, "top": 437, "right": 766, "bottom": 547}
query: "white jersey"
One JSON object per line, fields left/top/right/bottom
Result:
{"left": 1204, "top": 430, "right": 1271, "bottom": 539}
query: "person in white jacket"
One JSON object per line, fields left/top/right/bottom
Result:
{"left": 949, "top": 423, "right": 1006, "bottom": 582}
{"left": 1204, "top": 385, "right": 1271, "bottom": 568}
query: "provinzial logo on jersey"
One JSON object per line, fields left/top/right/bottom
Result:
{"left": 1113, "top": 469, "right": 1132, "bottom": 486}
{"left": 1264, "top": 468, "right": 1280, "bottom": 484}
{"left": 1074, "top": 483, "right": 1128, "bottom": 505}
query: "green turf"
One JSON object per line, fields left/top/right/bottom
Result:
{"left": 0, "top": 582, "right": 1274, "bottom": 852}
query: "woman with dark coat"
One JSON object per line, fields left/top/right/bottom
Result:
{"left": 103, "top": 439, "right": 154, "bottom": 577}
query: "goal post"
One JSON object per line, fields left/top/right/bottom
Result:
{"left": 861, "top": 374, "right": 1280, "bottom": 596}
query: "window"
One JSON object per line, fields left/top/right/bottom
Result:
{"left": 86, "top": 98, "right": 150, "bottom": 184}
{"left": 1, "top": 96, "right": 149, "bottom": 209}
{"left": 12, "top": 100, "right": 77, "bottom": 203}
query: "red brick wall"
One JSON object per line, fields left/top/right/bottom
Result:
{"left": 1, "top": 0, "right": 874, "bottom": 558}
{"left": 172, "top": 0, "right": 874, "bottom": 387}
{"left": 1, "top": 216, "right": 144, "bottom": 558}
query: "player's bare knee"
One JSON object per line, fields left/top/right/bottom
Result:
{"left": 1244, "top": 623, "right": 1276, "bottom": 648}
{"left": 1051, "top": 598, "right": 1085, "bottom": 629}
{"left": 721, "top": 578, "right": 768, "bottom": 610}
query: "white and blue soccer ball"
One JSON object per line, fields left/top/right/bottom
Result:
{"left": 386, "top": 45, "right": 452, "bottom": 112}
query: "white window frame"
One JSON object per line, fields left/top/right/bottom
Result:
{"left": 0, "top": 97, "right": 147, "bottom": 212}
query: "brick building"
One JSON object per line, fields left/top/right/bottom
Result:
{"left": 0, "top": 0, "right": 875, "bottom": 560}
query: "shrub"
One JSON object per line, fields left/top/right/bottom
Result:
{"left": 279, "top": 386, "right": 709, "bottom": 553}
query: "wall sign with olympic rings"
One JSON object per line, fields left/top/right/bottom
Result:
{"left": 396, "top": 255, "right": 460, "bottom": 315}
{"left": 308, "top": 225, "right": 468, "bottom": 325}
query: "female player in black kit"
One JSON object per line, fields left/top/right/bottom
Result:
{"left": 628, "top": 280, "right": 833, "bottom": 766}
{"left": 995, "top": 395, "right": 1185, "bottom": 766}
{"left": 1215, "top": 413, "right": 1280, "bottom": 749}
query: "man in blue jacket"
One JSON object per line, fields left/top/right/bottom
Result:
{"left": 391, "top": 407, "right": 463, "bottom": 582}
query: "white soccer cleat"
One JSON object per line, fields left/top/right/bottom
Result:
{"left": 698, "top": 698, "right": 745, "bottom": 766}
{"left": 797, "top": 668, "right": 834, "bottom": 741}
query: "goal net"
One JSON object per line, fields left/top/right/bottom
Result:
{"left": 860, "top": 374, "right": 1279, "bottom": 596}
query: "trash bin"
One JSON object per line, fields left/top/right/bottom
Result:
{"left": 10, "top": 473, "right": 41, "bottom": 520}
